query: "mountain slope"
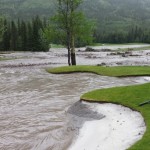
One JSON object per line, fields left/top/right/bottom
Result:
{"left": 1, "top": 0, "right": 150, "bottom": 31}
{"left": 82, "top": 0, "right": 150, "bottom": 30}
{"left": 0, "top": 0, "right": 55, "bottom": 19}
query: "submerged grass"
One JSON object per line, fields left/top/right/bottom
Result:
{"left": 0, "top": 58, "right": 12, "bottom": 61}
{"left": 47, "top": 65, "right": 150, "bottom": 150}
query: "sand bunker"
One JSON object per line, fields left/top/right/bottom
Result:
{"left": 68, "top": 103, "right": 146, "bottom": 150}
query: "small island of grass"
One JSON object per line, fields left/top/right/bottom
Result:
{"left": 47, "top": 65, "right": 150, "bottom": 150}
{"left": 47, "top": 65, "right": 150, "bottom": 77}
{"left": 0, "top": 58, "right": 10, "bottom": 61}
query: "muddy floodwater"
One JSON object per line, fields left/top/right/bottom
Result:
{"left": 0, "top": 45, "right": 150, "bottom": 150}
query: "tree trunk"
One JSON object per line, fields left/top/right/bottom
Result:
{"left": 67, "top": 47, "right": 71, "bottom": 66}
{"left": 71, "top": 35, "right": 76, "bottom": 65}
{"left": 71, "top": 51, "right": 76, "bottom": 65}
{"left": 67, "top": 29, "right": 71, "bottom": 66}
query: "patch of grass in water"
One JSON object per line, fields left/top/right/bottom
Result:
{"left": 46, "top": 65, "right": 150, "bottom": 77}
{"left": 0, "top": 57, "right": 18, "bottom": 61}
{"left": 50, "top": 44, "right": 65, "bottom": 48}
{"left": 47, "top": 65, "right": 150, "bottom": 150}
{"left": 0, "top": 57, "right": 11, "bottom": 61}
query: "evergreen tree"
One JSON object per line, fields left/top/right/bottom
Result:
{"left": 0, "top": 16, "right": 49, "bottom": 51}
{"left": 32, "top": 18, "right": 41, "bottom": 51}
{"left": 20, "top": 21, "right": 27, "bottom": 51}
{"left": 2, "top": 20, "right": 11, "bottom": 51}
{"left": 31, "top": 17, "right": 49, "bottom": 51}
{"left": 0, "top": 16, "right": 5, "bottom": 42}
{"left": 27, "top": 22, "right": 33, "bottom": 51}
{"left": 0, "top": 16, "right": 6, "bottom": 49}
{"left": 10, "top": 21, "right": 18, "bottom": 50}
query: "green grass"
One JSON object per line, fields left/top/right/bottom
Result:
{"left": 46, "top": 65, "right": 150, "bottom": 77}
{"left": 47, "top": 65, "right": 150, "bottom": 150}
{"left": 0, "top": 57, "right": 18, "bottom": 61}
{"left": 50, "top": 44, "right": 65, "bottom": 48}
{"left": 89, "top": 43, "right": 103, "bottom": 46}
{"left": 0, "top": 57, "right": 11, "bottom": 61}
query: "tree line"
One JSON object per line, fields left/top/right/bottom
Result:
{"left": 94, "top": 26, "right": 150, "bottom": 44}
{"left": 0, "top": 16, "right": 49, "bottom": 51}
{"left": 1, "top": 16, "right": 150, "bottom": 53}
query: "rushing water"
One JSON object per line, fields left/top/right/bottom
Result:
{"left": 0, "top": 47, "right": 149, "bottom": 150}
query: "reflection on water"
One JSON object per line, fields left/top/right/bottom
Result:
{"left": 0, "top": 50, "right": 149, "bottom": 150}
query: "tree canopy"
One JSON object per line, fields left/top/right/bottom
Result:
{"left": 0, "top": 16, "right": 49, "bottom": 51}
{"left": 0, "top": 17, "right": 5, "bottom": 41}
{"left": 44, "top": 0, "right": 95, "bottom": 65}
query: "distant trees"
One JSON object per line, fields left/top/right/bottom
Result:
{"left": 44, "top": 0, "right": 95, "bottom": 65}
{"left": 1, "top": 14, "right": 150, "bottom": 53}
{"left": 0, "top": 17, "right": 5, "bottom": 41}
{"left": 94, "top": 26, "right": 150, "bottom": 44}
{"left": 0, "top": 16, "right": 49, "bottom": 51}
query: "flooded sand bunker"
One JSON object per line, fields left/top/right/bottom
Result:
{"left": 0, "top": 67, "right": 149, "bottom": 150}
{"left": 68, "top": 102, "right": 146, "bottom": 150}
{"left": 67, "top": 101, "right": 105, "bottom": 139}
{"left": 0, "top": 47, "right": 150, "bottom": 150}
{"left": 1, "top": 67, "right": 140, "bottom": 150}
{"left": 68, "top": 101, "right": 104, "bottom": 120}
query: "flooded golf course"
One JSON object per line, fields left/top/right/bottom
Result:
{"left": 0, "top": 45, "right": 150, "bottom": 150}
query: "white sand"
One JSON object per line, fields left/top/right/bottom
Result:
{"left": 144, "top": 77, "right": 150, "bottom": 81}
{"left": 68, "top": 103, "right": 146, "bottom": 150}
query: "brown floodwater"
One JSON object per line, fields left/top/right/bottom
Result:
{"left": 0, "top": 46, "right": 150, "bottom": 150}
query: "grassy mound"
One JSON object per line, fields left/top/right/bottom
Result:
{"left": 47, "top": 65, "right": 150, "bottom": 77}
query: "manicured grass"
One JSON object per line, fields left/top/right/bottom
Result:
{"left": 46, "top": 65, "right": 150, "bottom": 77}
{"left": 89, "top": 43, "right": 103, "bottom": 46}
{"left": 50, "top": 44, "right": 65, "bottom": 48}
{"left": 47, "top": 65, "right": 150, "bottom": 150}
{"left": 81, "top": 83, "right": 150, "bottom": 150}
{"left": 0, "top": 58, "right": 11, "bottom": 61}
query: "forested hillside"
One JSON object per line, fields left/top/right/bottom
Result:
{"left": 1, "top": 0, "right": 150, "bottom": 31}
{"left": 82, "top": 0, "right": 150, "bottom": 31}
{"left": 0, "top": 0, "right": 55, "bottom": 19}
{"left": 1, "top": 0, "right": 150, "bottom": 45}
